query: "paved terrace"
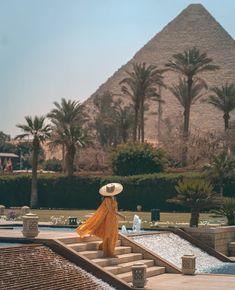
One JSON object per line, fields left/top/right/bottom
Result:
{"left": 1, "top": 228, "right": 235, "bottom": 290}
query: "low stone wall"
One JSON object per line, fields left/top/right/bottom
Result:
{"left": 184, "top": 226, "right": 235, "bottom": 256}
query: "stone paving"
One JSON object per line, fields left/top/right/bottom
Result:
{"left": 145, "top": 273, "right": 235, "bottom": 290}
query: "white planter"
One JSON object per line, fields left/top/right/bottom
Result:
{"left": 132, "top": 262, "right": 147, "bottom": 288}
{"left": 182, "top": 254, "right": 196, "bottom": 275}
{"left": 22, "top": 213, "right": 39, "bottom": 238}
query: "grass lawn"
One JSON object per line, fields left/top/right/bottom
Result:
{"left": 31, "top": 209, "right": 226, "bottom": 228}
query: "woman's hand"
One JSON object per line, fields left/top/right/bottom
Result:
{"left": 117, "top": 212, "right": 126, "bottom": 220}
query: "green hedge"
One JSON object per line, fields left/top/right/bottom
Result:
{"left": 0, "top": 172, "right": 234, "bottom": 211}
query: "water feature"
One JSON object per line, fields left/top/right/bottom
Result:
{"left": 11, "top": 226, "right": 76, "bottom": 232}
{"left": 121, "top": 214, "right": 144, "bottom": 234}
{"left": 132, "top": 214, "right": 142, "bottom": 233}
{"left": 121, "top": 225, "right": 129, "bottom": 234}
{"left": 0, "top": 242, "right": 23, "bottom": 248}
{"left": 132, "top": 232, "right": 234, "bottom": 274}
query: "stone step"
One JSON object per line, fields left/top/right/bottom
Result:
{"left": 80, "top": 250, "right": 104, "bottom": 259}
{"left": 117, "top": 266, "right": 165, "bottom": 282}
{"left": 59, "top": 235, "right": 101, "bottom": 245}
{"left": 69, "top": 242, "right": 87, "bottom": 252}
{"left": 80, "top": 246, "right": 132, "bottom": 259}
{"left": 104, "top": 259, "right": 155, "bottom": 274}
{"left": 93, "top": 253, "right": 143, "bottom": 267}
{"left": 69, "top": 240, "right": 121, "bottom": 252}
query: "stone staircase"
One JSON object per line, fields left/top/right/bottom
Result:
{"left": 59, "top": 235, "right": 166, "bottom": 283}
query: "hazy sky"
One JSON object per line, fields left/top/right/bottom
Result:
{"left": 1, "top": 0, "right": 235, "bottom": 137}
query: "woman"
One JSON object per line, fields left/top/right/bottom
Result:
{"left": 76, "top": 183, "right": 125, "bottom": 257}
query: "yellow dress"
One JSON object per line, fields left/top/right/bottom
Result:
{"left": 76, "top": 197, "right": 118, "bottom": 257}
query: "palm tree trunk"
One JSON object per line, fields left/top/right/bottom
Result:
{"left": 62, "top": 144, "right": 65, "bottom": 173}
{"left": 219, "top": 179, "right": 224, "bottom": 196}
{"left": 133, "top": 106, "right": 138, "bottom": 142}
{"left": 157, "top": 100, "right": 163, "bottom": 140}
{"left": 223, "top": 113, "right": 230, "bottom": 131}
{"left": 182, "top": 78, "right": 192, "bottom": 167}
{"left": 182, "top": 106, "right": 190, "bottom": 167}
{"left": 140, "top": 97, "right": 144, "bottom": 143}
{"left": 190, "top": 208, "right": 200, "bottom": 227}
{"left": 122, "top": 129, "right": 128, "bottom": 143}
{"left": 137, "top": 124, "right": 141, "bottom": 141}
{"left": 66, "top": 144, "right": 76, "bottom": 177}
{"left": 227, "top": 214, "right": 235, "bottom": 226}
{"left": 31, "top": 138, "right": 39, "bottom": 208}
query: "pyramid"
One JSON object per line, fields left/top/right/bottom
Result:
{"left": 84, "top": 4, "right": 235, "bottom": 140}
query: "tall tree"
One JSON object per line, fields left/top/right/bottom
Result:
{"left": 50, "top": 123, "right": 90, "bottom": 176}
{"left": 166, "top": 47, "right": 219, "bottom": 166}
{"left": 169, "top": 78, "right": 207, "bottom": 165}
{"left": 155, "top": 86, "right": 165, "bottom": 140}
{"left": 93, "top": 91, "right": 118, "bottom": 147}
{"left": 48, "top": 98, "right": 89, "bottom": 176}
{"left": 15, "top": 116, "right": 51, "bottom": 208}
{"left": 113, "top": 104, "right": 134, "bottom": 144}
{"left": 207, "top": 83, "right": 235, "bottom": 130}
{"left": 0, "top": 131, "right": 10, "bottom": 146}
{"left": 120, "top": 62, "right": 165, "bottom": 142}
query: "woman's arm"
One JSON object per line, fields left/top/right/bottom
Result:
{"left": 106, "top": 197, "right": 126, "bottom": 220}
{"left": 116, "top": 211, "right": 126, "bottom": 220}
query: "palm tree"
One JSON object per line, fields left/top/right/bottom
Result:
{"left": 53, "top": 124, "right": 91, "bottom": 176}
{"left": 120, "top": 62, "right": 165, "bottom": 142}
{"left": 48, "top": 98, "right": 85, "bottom": 124}
{"left": 214, "top": 197, "right": 235, "bottom": 226}
{"left": 168, "top": 178, "right": 222, "bottom": 227}
{"left": 93, "top": 91, "right": 118, "bottom": 147}
{"left": 169, "top": 78, "right": 207, "bottom": 165}
{"left": 48, "top": 98, "right": 89, "bottom": 176}
{"left": 15, "top": 116, "right": 51, "bottom": 208}
{"left": 207, "top": 83, "right": 235, "bottom": 130}
{"left": 0, "top": 131, "right": 10, "bottom": 146}
{"left": 114, "top": 104, "right": 134, "bottom": 143}
{"left": 166, "top": 47, "right": 219, "bottom": 166}
{"left": 204, "top": 151, "right": 235, "bottom": 196}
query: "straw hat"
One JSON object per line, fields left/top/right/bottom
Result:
{"left": 99, "top": 183, "right": 123, "bottom": 197}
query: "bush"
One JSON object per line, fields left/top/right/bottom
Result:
{"left": 111, "top": 142, "right": 167, "bottom": 176}
{"left": 42, "top": 158, "right": 62, "bottom": 172}
{"left": 0, "top": 172, "right": 234, "bottom": 211}
{"left": 215, "top": 197, "right": 235, "bottom": 225}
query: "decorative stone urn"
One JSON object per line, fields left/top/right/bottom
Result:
{"left": 22, "top": 213, "right": 39, "bottom": 238}
{"left": 0, "top": 205, "right": 5, "bottom": 216}
{"left": 181, "top": 254, "right": 196, "bottom": 275}
{"left": 132, "top": 262, "right": 147, "bottom": 288}
{"left": 21, "top": 206, "right": 30, "bottom": 215}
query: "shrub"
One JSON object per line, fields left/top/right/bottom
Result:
{"left": 111, "top": 142, "right": 167, "bottom": 176}
{"left": 215, "top": 197, "right": 235, "bottom": 225}
{"left": 0, "top": 172, "right": 234, "bottom": 211}
{"left": 42, "top": 158, "right": 62, "bottom": 172}
{"left": 168, "top": 178, "right": 222, "bottom": 227}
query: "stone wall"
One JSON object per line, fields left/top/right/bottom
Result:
{"left": 184, "top": 226, "right": 235, "bottom": 256}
